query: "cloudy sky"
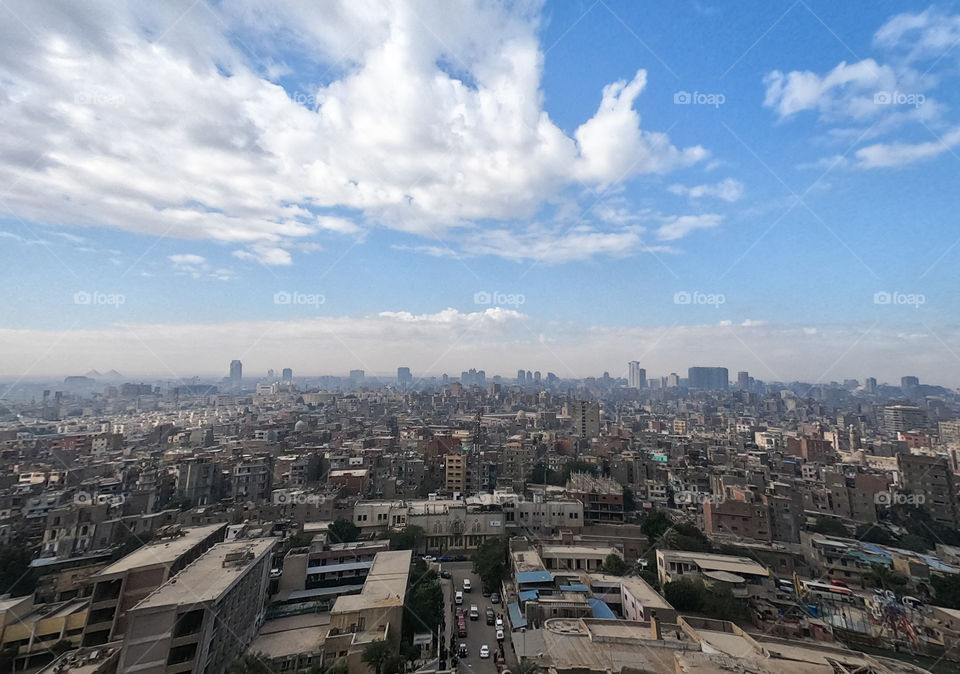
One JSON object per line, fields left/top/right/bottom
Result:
{"left": 1, "top": 0, "right": 959, "bottom": 384}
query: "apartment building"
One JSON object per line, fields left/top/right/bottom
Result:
{"left": 117, "top": 538, "right": 276, "bottom": 674}
{"left": 0, "top": 596, "right": 89, "bottom": 671}
{"left": 82, "top": 523, "right": 226, "bottom": 646}
{"left": 564, "top": 473, "right": 624, "bottom": 524}
{"left": 656, "top": 550, "right": 772, "bottom": 597}
{"left": 444, "top": 453, "right": 472, "bottom": 494}
{"left": 540, "top": 544, "right": 620, "bottom": 573}
{"left": 898, "top": 453, "right": 959, "bottom": 529}
{"left": 323, "top": 550, "right": 412, "bottom": 673}
{"left": 277, "top": 540, "right": 390, "bottom": 603}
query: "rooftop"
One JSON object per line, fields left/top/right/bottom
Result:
{"left": 330, "top": 550, "right": 412, "bottom": 614}
{"left": 660, "top": 550, "right": 770, "bottom": 577}
{"left": 251, "top": 613, "right": 329, "bottom": 659}
{"left": 587, "top": 573, "right": 674, "bottom": 611}
{"left": 95, "top": 523, "right": 226, "bottom": 577}
{"left": 131, "top": 538, "right": 276, "bottom": 610}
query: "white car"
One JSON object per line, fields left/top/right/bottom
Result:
{"left": 495, "top": 617, "right": 504, "bottom": 629}
{"left": 455, "top": 591, "right": 463, "bottom": 605}
{"left": 479, "top": 645, "right": 490, "bottom": 659}
{"left": 422, "top": 555, "right": 436, "bottom": 563}
{"left": 496, "top": 629, "right": 504, "bottom": 641}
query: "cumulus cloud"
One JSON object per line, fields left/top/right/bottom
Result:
{"left": 855, "top": 127, "right": 960, "bottom": 168}
{"left": 655, "top": 214, "right": 723, "bottom": 241}
{"left": 873, "top": 8, "right": 960, "bottom": 62}
{"left": 668, "top": 178, "right": 743, "bottom": 202}
{"left": 0, "top": 0, "right": 708, "bottom": 264}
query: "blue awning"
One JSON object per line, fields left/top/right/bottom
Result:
{"left": 518, "top": 589, "right": 539, "bottom": 602}
{"left": 559, "top": 583, "right": 589, "bottom": 592}
{"left": 588, "top": 597, "right": 617, "bottom": 619}
{"left": 507, "top": 601, "right": 527, "bottom": 629}
{"left": 516, "top": 570, "right": 554, "bottom": 584}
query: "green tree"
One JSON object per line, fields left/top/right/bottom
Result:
{"left": 0, "top": 539, "right": 37, "bottom": 597}
{"left": 931, "top": 573, "right": 960, "bottom": 609}
{"left": 702, "top": 584, "right": 743, "bottom": 620}
{"left": 228, "top": 653, "right": 274, "bottom": 674}
{"left": 811, "top": 515, "right": 848, "bottom": 537}
{"left": 513, "top": 658, "right": 545, "bottom": 674}
{"left": 855, "top": 524, "right": 895, "bottom": 546}
{"left": 389, "top": 525, "right": 425, "bottom": 551}
{"left": 362, "top": 640, "right": 392, "bottom": 674}
{"left": 663, "top": 578, "right": 705, "bottom": 611}
{"left": 281, "top": 532, "right": 315, "bottom": 555}
{"left": 601, "top": 553, "right": 628, "bottom": 576}
{"left": 328, "top": 518, "right": 360, "bottom": 544}
{"left": 473, "top": 536, "right": 509, "bottom": 592}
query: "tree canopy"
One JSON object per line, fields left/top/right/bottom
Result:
{"left": 327, "top": 518, "right": 360, "bottom": 544}
{"left": 473, "top": 536, "right": 509, "bottom": 592}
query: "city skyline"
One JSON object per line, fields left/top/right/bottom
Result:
{"left": 2, "top": 1, "right": 960, "bottom": 382}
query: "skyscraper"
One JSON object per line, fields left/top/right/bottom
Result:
{"left": 397, "top": 366, "right": 412, "bottom": 390}
{"left": 282, "top": 367, "right": 293, "bottom": 382}
{"left": 864, "top": 377, "right": 877, "bottom": 393}
{"left": 901, "top": 376, "right": 919, "bottom": 396}
{"left": 229, "top": 360, "right": 242, "bottom": 383}
{"left": 737, "top": 371, "right": 750, "bottom": 390}
{"left": 628, "top": 361, "right": 646, "bottom": 389}
{"left": 688, "top": 366, "right": 729, "bottom": 391}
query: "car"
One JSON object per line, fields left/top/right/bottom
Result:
{"left": 902, "top": 596, "right": 924, "bottom": 610}
{"left": 496, "top": 629, "right": 504, "bottom": 641}
{"left": 482, "top": 586, "right": 491, "bottom": 597}
{"left": 455, "top": 591, "right": 463, "bottom": 605}
{"left": 462, "top": 578, "right": 472, "bottom": 592}
{"left": 458, "top": 643, "right": 468, "bottom": 658}
{"left": 490, "top": 592, "right": 500, "bottom": 604}
{"left": 469, "top": 604, "right": 479, "bottom": 620}
{"left": 479, "top": 645, "right": 490, "bottom": 659}
{"left": 454, "top": 554, "right": 468, "bottom": 561}
{"left": 486, "top": 607, "right": 495, "bottom": 625}
{"left": 830, "top": 579, "right": 850, "bottom": 589}
{"left": 438, "top": 555, "right": 454, "bottom": 562}
{"left": 495, "top": 617, "right": 504, "bottom": 629}
{"left": 440, "top": 569, "right": 452, "bottom": 579}
{"left": 422, "top": 555, "right": 436, "bottom": 563}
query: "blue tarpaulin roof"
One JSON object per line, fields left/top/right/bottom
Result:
{"left": 518, "top": 589, "right": 539, "bottom": 602}
{"left": 516, "top": 570, "right": 554, "bottom": 584}
{"left": 507, "top": 601, "right": 527, "bottom": 628}
{"left": 559, "top": 583, "right": 589, "bottom": 592}
{"left": 588, "top": 597, "right": 616, "bottom": 619}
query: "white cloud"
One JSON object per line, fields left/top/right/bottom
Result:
{"left": 0, "top": 1, "right": 708, "bottom": 264}
{"left": 668, "top": 178, "right": 743, "bottom": 202}
{"left": 655, "top": 214, "right": 723, "bottom": 241}
{"left": 855, "top": 127, "right": 960, "bottom": 168}
{"left": 169, "top": 253, "right": 234, "bottom": 280}
{"left": 460, "top": 224, "right": 650, "bottom": 263}
{"left": 874, "top": 8, "right": 960, "bottom": 62}
{"left": 169, "top": 254, "right": 207, "bottom": 267}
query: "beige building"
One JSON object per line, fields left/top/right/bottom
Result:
{"left": 324, "top": 550, "right": 412, "bottom": 673}
{"left": 117, "top": 538, "right": 276, "bottom": 674}
{"left": 82, "top": 523, "right": 226, "bottom": 646}
{"left": 0, "top": 596, "right": 89, "bottom": 671}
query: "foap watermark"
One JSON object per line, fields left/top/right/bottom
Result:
{"left": 674, "top": 290, "right": 725, "bottom": 308}
{"left": 874, "top": 91, "right": 925, "bottom": 108}
{"left": 675, "top": 490, "right": 726, "bottom": 506}
{"left": 274, "top": 290, "right": 325, "bottom": 308}
{"left": 873, "top": 291, "right": 925, "bottom": 308}
{"left": 474, "top": 290, "right": 526, "bottom": 308}
{"left": 674, "top": 90, "right": 725, "bottom": 108}
{"left": 274, "top": 491, "right": 325, "bottom": 506}
{"left": 74, "top": 290, "right": 125, "bottom": 308}
{"left": 74, "top": 90, "right": 125, "bottom": 107}
{"left": 74, "top": 491, "right": 126, "bottom": 506}
{"left": 875, "top": 491, "right": 925, "bottom": 506}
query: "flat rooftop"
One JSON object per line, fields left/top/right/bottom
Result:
{"left": 251, "top": 613, "right": 329, "bottom": 659}
{"left": 661, "top": 550, "right": 770, "bottom": 577}
{"left": 131, "top": 538, "right": 276, "bottom": 610}
{"left": 541, "top": 544, "right": 619, "bottom": 557}
{"left": 330, "top": 550, "right": 412, "bottom": 614}
{"left": 95, "top": 523, "right": 226, "bottom": 577}
{"left": 587, "top": 573, "right": 674, "bottom": 611}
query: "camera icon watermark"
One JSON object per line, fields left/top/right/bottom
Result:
{"left": 875, "top": 491, "right": 925, "bottom": 506}
{"left": 274, "top": 290, "right": 325, "bottom": 308}
{"left": 73, "top": 290, "right": 125, "bottom": 308}
{"left": 873, "top": 91, "right": 925, "bottom": 108}
{"left": 674, "top": 290, "right": 725, "bottom": 308}
{"left": 676, "top": 490, "right": 726, "bottom": 506}
{"left": 674, "top": 90, "right": 725, "bottom": 108}
{"left": 873, "top": 291, "right": 925, "bottom": 308}
{"left": 474, "top": 290, "right": 525, "bottom": 308}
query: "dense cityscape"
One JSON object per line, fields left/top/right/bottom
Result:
{"left": 4, "top": 1, "right": 960, "bottom": 673}
{"left": 1, "top": 363, "right": 960, "bottom": 673}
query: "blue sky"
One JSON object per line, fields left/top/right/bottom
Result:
{"left": 1, "top": 0, "right": 959, "bottom": 382}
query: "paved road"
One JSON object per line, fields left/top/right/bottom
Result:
{"left": 437, "top": 560, "right": 509, "bottom": 674}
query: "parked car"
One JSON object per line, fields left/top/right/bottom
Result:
{"left": 495, "top": 617, "right": 504, "bottom": 629}
{"left": 490, "top": 592, "right": 500, "bottom": 604}
{"left": 458, "top": 643, "right": 468, "bottom": 657}
{"left": 440, "top": 569, "right": 452, "bottom": 579}
{"left": 454, "top": 554, "right": 468, "bottom": 561}
{"left": 482, "top": 586, "right": 491, "bottom": 597}
{"left": 496, "top": 629, "right": 504, "bottom": 641}
{"left": 480, "top": 645, "right": 490, "bottom": 659}
{"left": 422, "top": 555, "right": 436, "bottom": 563}
{"left": 463, "top": 578, "right": 472, "bottom": 593}
{"left": 469, "top": 604, "right": 479, "bottom": 620}
{"left": 438, "top": 555, "right": 454, "bottom": 562}
{"left": 455, "top": 591, "right": 463, "bottom": 605}
{"left": 486, "top": 607, "right": 495, "bottom": 625}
